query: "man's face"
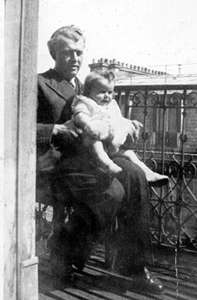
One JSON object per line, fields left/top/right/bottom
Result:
{"left": 89, "top": 78, "right": 114, "bottom": 106}
{"left": 54, "top": 36, "right": 85, "bottom": 81}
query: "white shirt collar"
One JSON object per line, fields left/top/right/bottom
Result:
{"left": 69, "top": 78, "right": 76, "bottom": 88}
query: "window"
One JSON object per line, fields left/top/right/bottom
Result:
{"left": 152, "top": 94, "right": 182, "bottom": 149}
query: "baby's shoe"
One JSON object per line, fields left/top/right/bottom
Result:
{"left": 148, "top": 172, "right": 169, "bottom": 187}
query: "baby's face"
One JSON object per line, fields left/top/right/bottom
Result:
{"left": 89, "top": 78, "right": 114, "bottom": 106}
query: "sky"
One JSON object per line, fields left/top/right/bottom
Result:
{"left": 37, "top": 0, "right": 197, "bottom": 81}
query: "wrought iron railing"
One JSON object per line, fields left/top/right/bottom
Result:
{"left": 115, "top": 84, "right": 197, "bottom": 253}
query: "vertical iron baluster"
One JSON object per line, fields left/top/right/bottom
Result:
{"left": 142, "top": 88, "right": 148, "bottom": 162}
{"left": 176, "top": 89, "right": 186, "bottom": 249}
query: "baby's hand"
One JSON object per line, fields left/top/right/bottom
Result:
{"left": 84, "top": 119, "right": 110, "bottom": 140}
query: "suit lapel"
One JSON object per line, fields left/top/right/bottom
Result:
{"left": 74, "top": 77, "right": 84, "bottom": 95}
{"left": 46, "top": 69, "right": 76, "bottom": 101}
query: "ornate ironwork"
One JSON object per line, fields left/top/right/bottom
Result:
{"left": 115, "top": 84, "right": 197, "bottom": 253}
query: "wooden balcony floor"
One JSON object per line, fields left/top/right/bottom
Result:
{"left": 38, "top": 243, "right": 197, "bottom": 300}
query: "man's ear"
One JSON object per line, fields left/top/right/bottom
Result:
{"left": 49, "top": 49, "right": 56, "bottom": 60}
{"left": 47, "top": 41, "right": 56, "bottom": 60}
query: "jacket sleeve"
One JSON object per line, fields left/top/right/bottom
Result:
{"left": 36, "top": 74, "right": 82, "bottom": 153}
{"left": 37, "top": 81, "right": 55, "bottom": 147}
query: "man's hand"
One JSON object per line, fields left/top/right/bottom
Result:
{"left": 52, "top": 120, "right": 83, "bottom": 152}
{"left": 127, "top": 119, "right": 143, "bottom": 143}
{"left": 53, "top": 120, "right": 83, "bottom": 137}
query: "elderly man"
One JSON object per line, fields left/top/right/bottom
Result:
{"left": 37, "top": 25, "right": 164, "bottom": 294}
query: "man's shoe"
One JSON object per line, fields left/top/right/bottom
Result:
{"left": 132, "top": 268, "right": 164, "bottom": 294}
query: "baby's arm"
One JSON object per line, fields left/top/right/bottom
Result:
{"left": 73, "top": 101, "right": 103, "bottom": 139}
{"left": 72, "top": 96, "right": 93, "bottom": 129}
{"left": 74, "top": 112, "right": 91, "bottom": 130}
{"left": 74, "top": 112, "right": 109, "bottom": 140}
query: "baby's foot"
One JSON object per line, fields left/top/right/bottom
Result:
{"left": 148, "top": 172, "right": 169, "bottom": 187}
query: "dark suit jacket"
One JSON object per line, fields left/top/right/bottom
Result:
{"left": 36, "top": 68, "right": 124, "bottom": 221}
{"left": 37, "top": 68, "right": 83, "bottom": 152}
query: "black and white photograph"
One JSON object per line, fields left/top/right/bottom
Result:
{"left": 3, "top": 1, "right": 197, "bottom": 299}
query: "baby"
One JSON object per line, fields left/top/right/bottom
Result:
{"left": 72, "top": 70, "right": 169, "bottom": 186}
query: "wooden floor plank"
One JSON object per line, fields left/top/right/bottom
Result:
{"left": 45, "top": 290, "right": 82, "bottom": 300}
{"left": 165, "top": 290, "right": 197, "bottom": 300}
{"left": 74, "top": 273, "right": 130, "bottom": 300}
{"left": 65, "top": 287, "right": 114, "bottom": 300}
{"left": 39, "top": 243, "right": 197, "bottom": 300}
{"left": 39, "top": 294, "right": 55, "bottom": 300}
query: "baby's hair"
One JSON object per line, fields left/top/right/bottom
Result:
{"left": 83, "top": 70, "right": 115, "bottom": 97}
{"left": 48, "top": 25, "right": 85, "bottom": 60}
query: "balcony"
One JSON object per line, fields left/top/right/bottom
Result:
{"left": 37, "top": 81, "right": 197, "bottom": 299}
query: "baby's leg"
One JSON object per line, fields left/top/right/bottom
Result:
{"left": 116, "top": 149, "right": 169, "bottom": 186}
{"left": 85, "top": 137, "right": 122, "bottom": 175}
